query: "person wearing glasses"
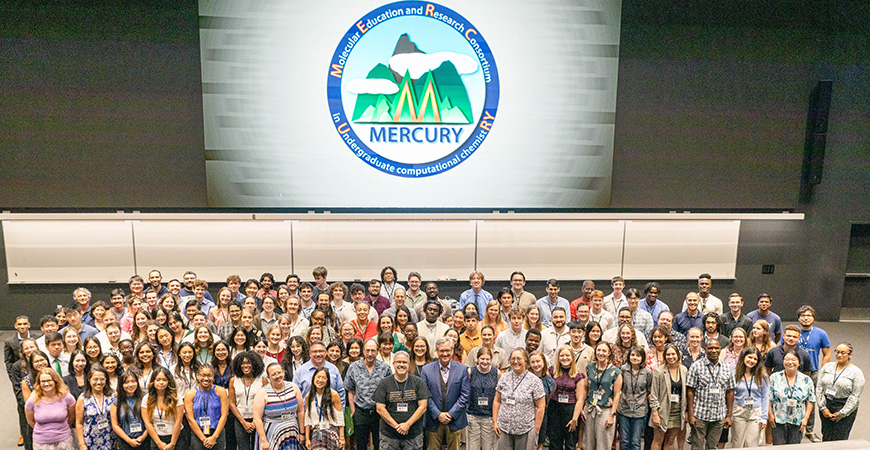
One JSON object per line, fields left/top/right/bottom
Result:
{"left": 794, "top": 305, "right": 830, "bottom": 443}
{"left": 816, "top": 343, "right": 865, "bottom": 441}
{"left": 768, "top": 350, "right": 815, "bottom": 445}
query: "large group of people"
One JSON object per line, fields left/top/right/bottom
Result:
{"left": 3, "top": 268, "right": 865, "bottom": 450}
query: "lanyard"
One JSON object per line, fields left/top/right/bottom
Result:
{"left": 593, "top": 364, "right": 610, "bottom": 390}
{"left": 743, "top": 375, "right": 753, "bottom": 397}
{"left": 629, "top": 369, "right": 640, "bottom": 396}
{"left": 314, "top": 395, "right": 323, "bottom": 423}
{"left": 832, "top": 364, "right": 850, "bottom": 386}
{"left": 706, "top": 361, "right": 721, "bottom": 386}
{"left": 547, "top": 299, "right": 559, "bottom": 316}
{"left": 94, "top": 395, "right": 107, "bottom": 416}
{"left": 511, "top": 372, "right": 528, "bottom": 394}
{"left": 799, "top": 328, "right": 813, "bottom": 348}
{"left": 243, "top": 377, "right": 254, "bottom": 405}
{"left": 201, "top": 388, "right": 211, "bottom": 418}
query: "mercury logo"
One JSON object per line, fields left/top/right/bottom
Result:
{"left": 327, "top": 1, "right": 499, "bottom": 177}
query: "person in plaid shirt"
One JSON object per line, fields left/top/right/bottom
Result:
{"left": 686, "top": 339, "right": 735, "bottom": 450}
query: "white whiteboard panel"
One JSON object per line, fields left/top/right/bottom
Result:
{"left": 133, "top": 221, "right": 292, "bottom": 282}
{"left": 292, "top": 221, "right": 476, "bottom": 281}
{"left": 476, "top": 221, "right": 625, "bottom": 280}
{"left": 622, "top": 221, "right": 740, "bottom": 279}
{"left": 3, "top": 221, "right": 135, "bottom": 283}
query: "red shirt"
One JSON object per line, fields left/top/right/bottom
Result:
{"left": 570, "top": 297, "right": 591, "bottom": 321}
{"left": 352, "top": 320, "right": 379, "bottom": 341}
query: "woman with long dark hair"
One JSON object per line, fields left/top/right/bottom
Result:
{"left": 134, "top": 342, "right": 158, "bottom": 390}
{"left": 304, "top": 367, "right": 344, "bottom": 450}
{"left": 731, "top": 347, "right": 769, "bottom": 448}
{"left": 75, "top": 365, "right": 115, "bottom": 450}
{"left": 142, "top": 366, "right": 184, "bottom": 450}
{"left": 229, "top": 352, "right": 265, "bottom": 450}
{"left": 111, "top": 369, "right": 151, "bottom": 450}
{"left": 63, "top": 349, "right": 89, "bottom": 399}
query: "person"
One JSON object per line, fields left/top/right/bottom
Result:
{"left": 43, "top": 332, "right": 69, "bottom": 377}
{"left": 482, "top": 299, "right": 509, "bottom": 336}
{"left": 524, "top": 305, "right": 544, "bottom": 331}
{"left": 540, "top": 307, "right": 571, "bottom": 362}
{"left": 570, "top": 280, "right": 595, "bottom": 321}
{"left": 284, "top": 298, "right": 309, "bottom": 339}
{"left": 112, "top": 369, "right": 151, "bottom": 450}
{"left": 730, "top": 347, "right": 769, "bottom": 448}
{"left": 350, "top": 302, "right": 378, "bottom": 342}
{"left": 465, "top": 325, "right": 509, "bottom": 372}
{"left": 493, "top": 349, "right": 546, "bottom": 450}
{"left": 185, "top": 365, "right": 230, "bottom": 450}
{"left": 101, "top": 354, "right": 122, "bottom": 392}
{"left": 680, "top": 274, "right": 722, "bottom": 315}
{"left": 305, "top": 368, "right": 345, "bottom": 450}
{"left": 75, "top": 365, "right": 115, "bottom": 450}
{"left": 768, "top": 350, "right": 815, "bottom": 445}
{"left": 142, "top": 367, "right": 184, "bottom": 450}
{"left": 374, "top": 351, "right": 429, "bottom": 450}
{"left": 568, "top": 321, "right": 595, "bottom": 371}
{"left": 619, "top": 345, "right": 653, "bottom": 450}
{"left": 674, "top": 292, "right": 705, "bottom": 337}
{"left": 409, "top": 337, "right": 432, "bottom": 376}
{"left": 746, "top": 294, "right": 782, "bottom": 344}
{"left": 11, "top": 338, "right": 38, "bottom": 449}
{"left": 589, "top": 291, "right": 616, "bottom": 331}
{"left": 764, "top": 325, "right": 813, "bottom": 375}
{"left": 653, "top": 311, "right": 687, "bottom": 354}
{"left": 524, "top": 328, "right": 542, "bottom": 354}
{"left": 376, "top": 332, "right": 396, "bottom": 369}
{"left": 26, "top": 368, "right": 77, "bottom": 450}
{"left": 719, "top": 293, "right": 753, "bottom": 338}
{"left": 254, "top": 363, "right": 304, "bottom": 450}
{"left": 639, "top": 283, "right": 669, "bottom": 327}
{"left": 417, "top": 301, "right": 450, "bottom": 358}
{"left": 795, "top": 304, "right": 830, "bottom": 442}
{"left": 293, "top": 341, "right": 346, "bottom": 403}
{"left": 609, "top": 323, "right": 638, "bottom": 367}
{"left": 229, "top": 352, "right": 265, "bottom": 450}
{"left": 495, "top": 308, "right": 527, "bottom": 354}
{"left": 575, "top": 303, "right": 593, "bottom": 330}
{"left": 404, "top": 272, "right": 426, "bottom": 310}
{"left": 650, "top": 344, "right": 687, "bottom": 450}
{"left": 509, "top": 271, "right": 538, "bottom": 313}
{"left": 382, "top": 289, "right": 419, "bottom": 324}
{"left": 379, "top": 266, "right": 404, "bottom": 301}
{"left": 62, "top": 350, "right": 88, "bottom": 399}
{"left": 601, "top": 276, "right": 627, "bottom": 316}
{"left": 467, "top": 347, "right": 498, "bottom": 450}
{"left": 459, "top": 312, "right": 483, "bottom": 356}
{"left": 750, "top": 320, "right": 774, "bottom": 358}
{"left": 548, "top": 346, "right": 586, "bottom": 450}
{"left": 173, "top": 343, "right": 200, "bottom": 409}
{"left": 345, "top": 339, "right": 392, "bottom": 450}
{"left": 324, "top": 341, "right": 347, "bottom": 378}
{"left": 647, "top": 325, "right": 673, "bottom": 371}
{"left": 581, "top": 342, "right": 622, "bottom": 450}
{"left": 529, "top": 351, "right": 555, "bottom": 450}
{"left": 720, "top": 327, "right": 748, "bottom": 371}
{"left": 460, "top": 272, "right": 493, "bottom": 320}
{"left": 536, "top": 279, "right": 570, "bottom": 327}
{"left": 6, "top": 315, "right": 40, "bottom": 373}
{"left": 212, "top": 342, "right": 233, "bottom": 389}
{"left": 64, "top": 307, "right": 99, "bottom": 342}
{"left": 421, "top": 337, "right": 470, "bottom": 450}
{"left": 156, "top": 326, "right": 178, "bottom": 370}
{"left": 282, "top": 336, "right": 308, "bottom": 381}
{"left": 625, "top": 289, "right": 655, "bottom": 337}
{"left": 686, "top": 339, "right": 734, "bottom": 450}
{"left": 135, "top": 342, "right": 159, "bottom": 391}
{"left": 816, "top": 342, "right": 864, "bottom": 441}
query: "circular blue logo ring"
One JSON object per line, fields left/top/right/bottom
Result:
{"left": 327, "top": 1, "right": 499, "bottom": 177}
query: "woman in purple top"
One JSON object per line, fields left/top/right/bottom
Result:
{"left": 548, "top": 345, "right": 586, "bottom": 450}
{"left": 25, "top": 368, "right": 77, "bottom": 450}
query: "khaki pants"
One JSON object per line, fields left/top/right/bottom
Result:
{"left": 497, "top": 428, "right": 538, "bottom": 450}
{"left": 427, "top": 424, "right": 462, "bottom": 450}
{"left": 468, "top": 414, "right": 496, "bottom": 450}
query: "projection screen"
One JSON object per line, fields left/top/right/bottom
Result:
{"left": 199, "top": 0, "right": 622, "bottom": 207}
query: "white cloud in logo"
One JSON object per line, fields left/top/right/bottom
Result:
{"left": 346, "top": 78, "right": 399, "bottom": 95}
{"left": 388, "top": 52, "right": 479, "bottom": 79}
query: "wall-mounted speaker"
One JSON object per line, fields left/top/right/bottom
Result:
{"left": 800, "top": 80, "right": 833, "bottom": 203}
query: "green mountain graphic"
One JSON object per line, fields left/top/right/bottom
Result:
{"left": 350, "top": 35, "right": 473, "bottom": 125}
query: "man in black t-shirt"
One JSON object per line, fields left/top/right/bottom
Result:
{"left": 374, "top": 351, "right": 430, "bottom": 450}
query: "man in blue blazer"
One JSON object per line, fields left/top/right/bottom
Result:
{"left": 421, "top": 336, "right": 470, "bottom": 450}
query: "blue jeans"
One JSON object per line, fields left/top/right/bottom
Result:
{"left": 620, "top": 414, "right": 647, "bottom": 450}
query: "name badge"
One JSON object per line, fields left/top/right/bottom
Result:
{"left": 669, "top": 394, "right": 680, "bottom": 403}
{"left": 155, "top": 422, "right": 171, "bottom": 434}
{"left": 592, "top": 391, "right": 604, "bottom": 401}
{"left": 130, "top": 421, "right": 143, "bottom": 434}
{"left": 396, "top": 403, "right": 409, "bottom": 412}
{"left": 280, "top": 414, "right": 294, "bottom": 421}
{"left": 709, "top": 386, "right": 720, "bottom": 395}
{"left": 240, "top": 404, "right": 254, "bottom": 417}
{"left": 319, "top": 423, "right": 330, "bottom": 430}
{"left": 745, "top": 399, "right": 754, "bottom": 408}
{"left": 505, "top": 396, "right": 517, "bottom": 405}
{"left": 97, "top": 418, "right": 109, "bottom": 430}
{"left": 825, "top": 387, "right": 837, "bottom": 397}
{"left": 477, "top": 397, "right": 489, "bottom": 406}
{"left": 786, "top": 398, "right": 798, "bottom": 408}
{"left": 558, "top": 394, "right": 570, "bottom": 403}
{"left": 199, "top": 416, "right": 211, "bottom": 434}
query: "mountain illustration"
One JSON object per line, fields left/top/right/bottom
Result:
{"left": 350, "top": 34, "right": 473, "bottom": 125}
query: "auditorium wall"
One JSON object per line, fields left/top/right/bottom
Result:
{"left": 0, "top": 1, "right": 867, "bottom": 326}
